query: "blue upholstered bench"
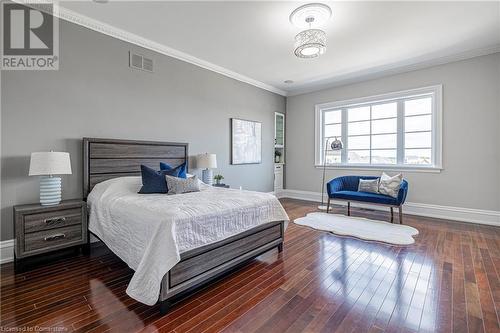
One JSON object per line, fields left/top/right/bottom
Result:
{"left": 326, "top": 176, "right": 408, "bottom": 224}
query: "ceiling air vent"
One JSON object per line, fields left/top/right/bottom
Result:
{"left": 129, "top": 51, "right": 153, "bottom": 73}
{"left": 142, "top": 57, "right": 153, "bottom": 72}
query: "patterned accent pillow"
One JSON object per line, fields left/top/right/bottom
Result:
{"left": 378, "top": 172, "right": 402, "bottom": 198}
{"left": 165, "top": 175, "right": 200, "bottom": 194}
{"left": 358, "top": 178, "right": 379, "bottom": 194}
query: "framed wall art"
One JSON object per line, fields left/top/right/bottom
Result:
{"left": 231, "top": 118, "right": 262, "bottom": 165}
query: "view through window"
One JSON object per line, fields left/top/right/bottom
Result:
{"left": 316, "top": 86, "right": 441, "bottom": 169}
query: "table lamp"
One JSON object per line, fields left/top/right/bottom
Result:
{"left": 29, "top": 152, "right": 72, "bottom": 205}
{"left": 197, "top": 153, "right": 217, "bottom": 185}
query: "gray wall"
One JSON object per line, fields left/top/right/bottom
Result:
{"left": 1, "top": 20, "right": 285, "bottom": 240}
{"left": 286, "top": 53, "right": 500, "bottom": 211}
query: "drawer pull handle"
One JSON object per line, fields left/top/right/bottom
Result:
{"left": 44, "top": 234, "right": 66, "bottom": 241}
{"left": 44, "top": 217, "right": 66, "bottom": 225}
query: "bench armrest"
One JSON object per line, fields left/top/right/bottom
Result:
{"left": 327, "top": 178, "right": 344, "bottom": 196}
{"left": 397, "top": 180, "right": 409, "bottom": 205}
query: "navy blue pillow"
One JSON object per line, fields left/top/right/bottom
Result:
{"left": 138, "top": 165, "right": 180, "bottom": 194}
{"left": 160, "top": 162, "right": 187, "bottom": 178}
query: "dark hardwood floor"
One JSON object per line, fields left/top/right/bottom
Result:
{"left": 1, "top": 198, "right": 499, "bottom": 333}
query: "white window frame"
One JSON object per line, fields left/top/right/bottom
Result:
{"left": 314, "top": 85, "right": 442, "bottom": 172}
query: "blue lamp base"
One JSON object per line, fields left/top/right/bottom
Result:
{"left": 202, "top": 169, "right": 213, "bottom": 185}
{"left": 39, "top": 176, "right": 62, "bottom": 206}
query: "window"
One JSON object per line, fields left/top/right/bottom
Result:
{"left": 315, "top": 85, "right": 442, "bottom": 171}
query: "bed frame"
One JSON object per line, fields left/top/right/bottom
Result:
{"left": 82, "top": 138, "right": 284, "bottom": 314}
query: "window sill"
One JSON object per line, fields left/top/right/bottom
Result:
{"left": 314, "top": 164, "right": 443, "bottom": 173}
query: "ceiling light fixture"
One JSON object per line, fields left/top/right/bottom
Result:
{"left": 294, "top": 25, "right": 326, "bottom": 58}
{"left": 290, "top": 3, "right": 332, "bottom": 59}
{"left": 289, "top": 3, "right": 332, "bottom": 29}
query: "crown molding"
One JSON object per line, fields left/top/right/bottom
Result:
{"left": 12, "top": 1, "right": 499, "bottom": 98}
{"left": 13, "top": 0, "right": 287, "bottom": 96}
{"left": 287, "top": 44, "right": 500, "bottom": 96}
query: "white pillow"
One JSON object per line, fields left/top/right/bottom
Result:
{"left": 358, "top": 179, "right": 379, "bottom": 194}
{"left": 378, "top": 172, "right": 402, "bottom": 198}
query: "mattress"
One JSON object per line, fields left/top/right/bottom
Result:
{"left": 87, "top": 176, "right": 289, "bottom": 305}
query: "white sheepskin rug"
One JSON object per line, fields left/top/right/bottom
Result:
{"left": 294, "top": 212, "right": 419, "bottom": 245}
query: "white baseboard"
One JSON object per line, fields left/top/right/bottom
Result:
{"left": 282, "top": 189, "right": 500, "bottom": 227}
{"left": 1, "top": 189, "right": 496, "bottom": 265}
{"left": 0, "top": 235, "right": 100, "bottom": 265}
{"left": 0, "top": 239, "right": 14, "bottom": 264}
{"left": 270, "top": 189, "right": 286, "bottom": 198}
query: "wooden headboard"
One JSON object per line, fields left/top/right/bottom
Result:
{"left": 83, "top": 138, "right": 189, "bottom": 198}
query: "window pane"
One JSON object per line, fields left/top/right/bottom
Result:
{"left": 324, "top": 110, "right": 341, "bottom": 124}
{"left": 324, "top": 124, "right": 341, "bottom": 137}
{"left": 372, "top": 134, "right": 397, "bottom": 149}
{"left": 318, "top": 89, "right": 437, "bottom": 168}
{"left": 325, "top": 150, "right": 341, "bottom": 164}
{"left": 348, "top": 150, "right": 370, "bottom": 164}
{"left": 405, "top": 149, "right": 432, "bottom": 165}
{"left": 405, "top": 131, "right": 431, "bottom": 148}
{"left": 348, "top": 106, "right": 370, "bottom": 122}
{"left": 405, "top": 97, "right": 432, "bottom": 116}
{"left": 348, "top": 135, "right": 370, "bottom": 149}
{"left": 405, "top": 114, "right": 431, "bottom": 132}
{"left": 372, "top": 118, "right": 397, "bottom": 134}
{"left": 371, "top": 150, "right": 397, "bottom": 164}
{"left": 372, "top": 102, "right": 397, "bottom": 119}
{"left": 348, "top": 121, "right": 370, "bottom": 135}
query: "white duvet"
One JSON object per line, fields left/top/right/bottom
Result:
{"left": 87, "top": 177, "right": 289, "bottom": 305}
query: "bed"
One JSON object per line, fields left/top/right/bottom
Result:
{"left": 83, "top": 138, "right": 288, "bottom": 313}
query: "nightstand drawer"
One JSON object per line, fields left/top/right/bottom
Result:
{"left": 24, "top": 208, "right": 82, "bottom": 233}
{"left": 24, "top": 225, "right": 83, "bottom": 253}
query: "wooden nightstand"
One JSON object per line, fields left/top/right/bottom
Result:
{"left": 14, "top": 199, "right": 88, "bottom": 272}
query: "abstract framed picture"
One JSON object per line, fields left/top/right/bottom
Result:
{"left": 231, "top": 118, "right": 262, "bottom": 165}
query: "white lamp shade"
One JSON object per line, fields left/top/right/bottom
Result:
{"left": 197, "top": 153, "right": 217, "bottom": 169}
{"left": 29, "top": 152, "right": 72, "bottom": 176}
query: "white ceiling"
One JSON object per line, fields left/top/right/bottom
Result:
{"left": 59, "top": 1, "right": 500, "bottom": 95}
